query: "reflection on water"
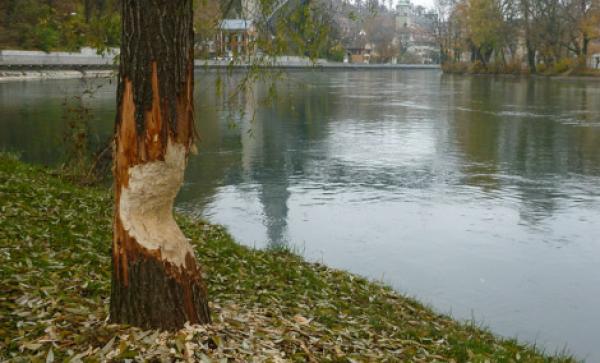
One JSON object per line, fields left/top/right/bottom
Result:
{"left": 1, "top": 71, "right": 600, "bottom": 361}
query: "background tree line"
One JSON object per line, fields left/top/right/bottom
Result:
{"left": 0, "top": 0, "right": 120, "bottom": 52}
{"left": 0, "top": 0, "right": 345, "bottom": 60}
{"left": 0, "top": 0, "right": 417, "bottom": 64}
{"left": 434, "top": 0, "right": 600, "bottom": 74}
{"left": 193, "top": 0, "right": 404, "bottom": 63}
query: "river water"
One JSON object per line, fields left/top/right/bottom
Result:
{"left": 1, "top": 70, "right": 600, "bottom": 361}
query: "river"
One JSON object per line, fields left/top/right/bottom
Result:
{"left": 1, "top": 70, "right": 599, "bottom": 361}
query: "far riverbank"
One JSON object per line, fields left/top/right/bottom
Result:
{"left": 0, "top": 69, "right": 114, "bottom": 82}
{"left": 0, "top": 49, "right": 440, "bottom": 82}
{"left": 442, "top": 61, "right": 600, "bottom": 81}
{"left": 5, "top": 64, "right": 600, "bottom": 83}
{"left": 0, "top": 62, "right": 441, "bottom": 82}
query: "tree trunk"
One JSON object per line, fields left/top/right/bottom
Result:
{"left": 84, "top": 0, "right": 92, "bottom": 23}
{"left": 110, "top": 0, "right": 210, "bottom": 330}
{"left": 470, "top": 45, "right": 477, "bottom": 62}
{"left": 483, "top": 48, "right": 493, "bottom": 65}
{"left": 526, "top": 42, "right": 537, "bottom": 74}
{"left": 582, "top": 33, "right": 589, "bottom": 59}
{"left": 522, "top": 0, "right": 536, "bottom": 74}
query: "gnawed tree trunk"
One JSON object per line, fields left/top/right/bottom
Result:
{"left": 110, "top": 0, "right": 210, "bottom": 330}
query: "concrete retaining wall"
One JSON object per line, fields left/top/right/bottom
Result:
{"left": 196, "top": 58, "right": 441, "bottom": 70}
{"left": 0, "top": 48, "right": 440, "bottom": 71}
{"left": 0, "top": 47, "right": 118, "bottom": 66}
{"left": 0, "top": 69, "right": 114, "bottom": 82}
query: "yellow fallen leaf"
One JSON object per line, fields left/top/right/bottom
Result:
{"left": 293, "top": 315, "right": 310, "bottom": 325}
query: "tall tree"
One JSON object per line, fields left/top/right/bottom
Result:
{"left": 562, "top": 0, "right": 598, "bottom": 61}
{"left": 520, "top": 0, "right": 537, "bottom": 73}
{"left": 466, "top": 0, "right": 504, "bottom": 64}
{"left": 110, "top": 0, "right": 210, "bottom": 330}
{"left": 364, "top": 12, "right": 399, "bottom": 63}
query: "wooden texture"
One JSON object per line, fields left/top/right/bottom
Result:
{"left": 110, "top": 0, "right": 210, "bottom": 330}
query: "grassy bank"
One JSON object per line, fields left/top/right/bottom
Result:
{"left": 0, "top": 154, "right": 575, "bottom": 362}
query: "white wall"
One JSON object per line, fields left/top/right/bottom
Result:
{"left": 0, "top": 47, "right": 118, "bottom": 66}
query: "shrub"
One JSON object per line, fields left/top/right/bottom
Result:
{"left": 469, "top": 60, "right": 486, "bottom": 74}
{"left": 327, "top": 43, "right": 345, "bottom": 62}
{"left": 442, "top": 62, "right": 469, "bottom": 74}
{"left": 552, "top": 58, "right": 575, "bottom": 74}
{"left": 29, "top": 25, "right": 60, "bottom": 52}
{"left": 503, "top": 61, "right": 525, "bottom": 75}
{"left": 571, "top": 67, "right": 600, "bottom": 77}
{"left": 60, "top": 81, "right": 112, "bottom": 185}
{"left": 486, "top": 62, "right": 502, "bottom": 74}
{"left": 536, "top": 63, "right": 547, "bottom": 74}
{"left": 442, "top": 61, "right": 528, "bottom": 76}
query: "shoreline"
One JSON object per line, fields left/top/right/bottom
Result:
{"left": 0, "top": 63, "right": 442, "bottom": 82}
{"left": 194, "top": 60, "right": 441, "bottom": 71}
{"left": 0, "top": 154, "right": 576, "bottom": 362}
{"left": 443, "top": 72, "right": 600, "bottom": 82}
{"left": 441, "top": 67, "right": 600, "bottom": 82}
{"left": 3, "top": 66, "right": 600, "bottom": 83}
{"left": 0, "top": 69, "right": 114, "bottom": 82}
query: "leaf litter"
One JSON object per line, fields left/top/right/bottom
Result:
{"left": 0, "top": 154, "right": 577, "bottom": 362}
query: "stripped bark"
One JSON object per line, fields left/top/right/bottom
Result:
{"left": 110, "top": 0, "right": 210, "bottom": 330}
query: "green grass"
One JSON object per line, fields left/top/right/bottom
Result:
{"left": 0, "top": 154, "right": 578, "bottom": 362}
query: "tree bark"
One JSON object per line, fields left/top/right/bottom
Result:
{"left": 110, "top": 0, "right": 210, "bottom": 330}
{"left": 526, "top": 43, "right": 537, "bottom": 74}
{"left": 521, "top": 0, "right": 537, "bottom": 74}
{"left": 582, "top": 33, "right": 589, "bottom": 58}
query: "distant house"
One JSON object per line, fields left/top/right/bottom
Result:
{"left": 588, "top": 40, "right": 600, "bottom": 69}
{"left": 345, "top": 30, "right": 373, "bottom": 64}
{"left": 394, "top": 0, "right": 440, "bottom": 64}
{"left": 346, "top": 43, "right": 373, "bottom": 64}
{"left": 216, "top": 19, "right": 256, "bottom": 60}
{"left": 396, "top": 0, "right": 412, "bottom": 30}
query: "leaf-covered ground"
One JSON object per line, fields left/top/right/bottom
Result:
{"left": 0, "top": 155, "right": 577, "bottom": 362}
